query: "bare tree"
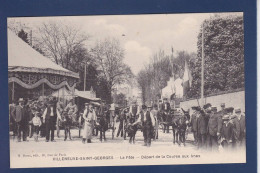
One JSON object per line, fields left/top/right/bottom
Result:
{"left": 91, "top": 38, "right": 133, "bottom": 103}
{"left": 37, "top": 21, "right": 90, "bottom": 70}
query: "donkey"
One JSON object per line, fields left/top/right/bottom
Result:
{"left": 124, "top": 115, "right": 139, "bottom": 144}
{"left": 60, "top": 111, "right": 72, "bottom": 141}
{"left": 172, "top": 109, "right": 190, "bottom": 146}
{"left": 95, "top": 111, "right": 109, "bottom": 142}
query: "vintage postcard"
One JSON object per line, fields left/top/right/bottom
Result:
{"left": 8, "top": 12, "right": 246, "bottom": 168}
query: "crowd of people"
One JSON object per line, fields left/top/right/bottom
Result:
{"left": 9, "top": 97, "right": 78, "bottom": 142}
{"left": 190, "top": 103, "right": 246, "bottom": 151}
{"left": 9, "top": 96, "right": 246, "bottom": 152}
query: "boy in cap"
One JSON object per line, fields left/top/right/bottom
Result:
{"left": 32, "top": 111, "right": 42, "bottom": 142}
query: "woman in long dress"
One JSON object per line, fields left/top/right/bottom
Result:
{"left": 82, "top": 103, "right": 97, "bottom": 143}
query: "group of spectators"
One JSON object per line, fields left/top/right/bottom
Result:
{"left": 190, "top": 103, "right": 246, "bottom": 151}
{"left": 9, "top": 97, "right": 78, "bottom": 142}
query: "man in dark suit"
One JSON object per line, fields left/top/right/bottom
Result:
{"left": 13, "top": 98, "right": 28, "bottom": 142}
{"left": 216, "top": 103, "right": 225, "bottom": 138}
{"left": 190, "top": 106, "right": 199, "bottom": 145}
{"left": 9, "top": 102, "right": 17, "bottom": 136}
{"left": 158, "top": 99, "right": 163, "bottom": 112}
{"left": 197, "top": 104, "right": 211, "bottom": 149}
{"left": 207, "top": 107, "right": 222, "bottom": 151}
{"left": 117, "top": 108, "right": 127, "bottom": 137}
{"left": 25, "top": 100, "right": 34, "bottom": 138}
{"left": 133, "top": 105, "right": 155, "bottom": 147}
{"left": 221, "top": 114, "right": 234, "bottom": 149}
{"left": 234, "top": 107, "right": 245, "bottom": 147}
{"left": 43, "top": 100, "right": 60, "bottom": 142}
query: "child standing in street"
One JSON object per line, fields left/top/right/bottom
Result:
{"left": 32, "top": 111, "right": 42, "bottom": 142}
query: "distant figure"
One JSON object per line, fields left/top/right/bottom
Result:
{"left": 109, "top": 103, "right": 115, "bottom": 127}
{"left": 234, "top": 107, "right": 246, "bottom": 147}
{"left": 129, "top": 101, "right": 140, "bottom": 120}
{"left": 117, "top": 108, "right": 127, "bottom": 138}
{"left": 9, "top": 102, "right": 16, "bottom": 136}
{"left": 56, "top": 100, "right": 64, "bottom": 138}
{"left": 161, "top": 98, "right": 171, "bottom": 133}
{"left": 64, "top": 99, "right": 78, "bottom": 123}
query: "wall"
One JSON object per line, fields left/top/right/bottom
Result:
{"left": 180, "top": 90, "right": 245, "bottom": 113}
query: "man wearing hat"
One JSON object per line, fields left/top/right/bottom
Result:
{"left": 220, "top": 114, "right": 233, "bottom": 149}
{"left": 25, "top": 99, "right": 34, "bottom": 138}
{"left": 220, "top": 103, "right": 225, "bottom": 111}
{"left": 228, "top": 107, "right": 241, "bottom": 149}
{"left": 158, "top": 99, "right": 163, "bottom": 112}
{"left": 13, "top": 98, "right": 28, "bottom": 142}
{"left": 129, "top": 101, "right": 140, "bottom": 120}
{"left": 82, "top": 103, "right": 97, "bottom": 143}
{"left": 64, "top": 99, "right": 78, "bottom": 124}
{"left": 117, "top": 108, "right": 128, "bottom": 138}
{"left": 42, "top": 100, "right": 61, "bottom": 142}
{"left": 217, "top": 103, "right": 226, "bottom": 133}
{"left": 234, "top": 107, "right": 246, "bottom": 147}
{"left": 206, "top": 106, "right": 222, "bottom": 151}
{"left": 56, "top": 99, "right": 64, "bottom": 138}
{"left": 190, "top": 106, "right": 200, "bottom": 145}
{"left": 151, "top": 104, "right": 159, "bottom": 140}
{"left": 9, "top": 101, "right": 17, "bottom": 137}
{"left": 133, "top": 105, "right": 155, "bottom": 147}
{"left": 196, "top": 104, "right": 211, "bottom": 149}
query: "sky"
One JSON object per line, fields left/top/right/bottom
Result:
{"left": 8, "top": 13, "right": 226, "bottom": 75}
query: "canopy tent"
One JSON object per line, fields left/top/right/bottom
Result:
{"left": 8, "top": 29, "right": 79, "bottom": 101}
{"left": 51, "top": 87, "right": 74, "bottom": 101}
{"left": 75, "top": 89, "right": 101, "bottom": 101}
{"left": 51, "top": 88, "right": 101, "bottom": 102}
{"left": 74, "top": 89, "right": 101, "bottom": 112}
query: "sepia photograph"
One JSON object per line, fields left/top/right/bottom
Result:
{"left": 7, "top": 12, "right": 246, "bottom": 168}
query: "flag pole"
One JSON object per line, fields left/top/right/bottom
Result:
{"left": 84, "top": 63, "right": 87, "bottom": 91}
{"left": 201, "top": 22, "right": 205, "bottom": 106}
